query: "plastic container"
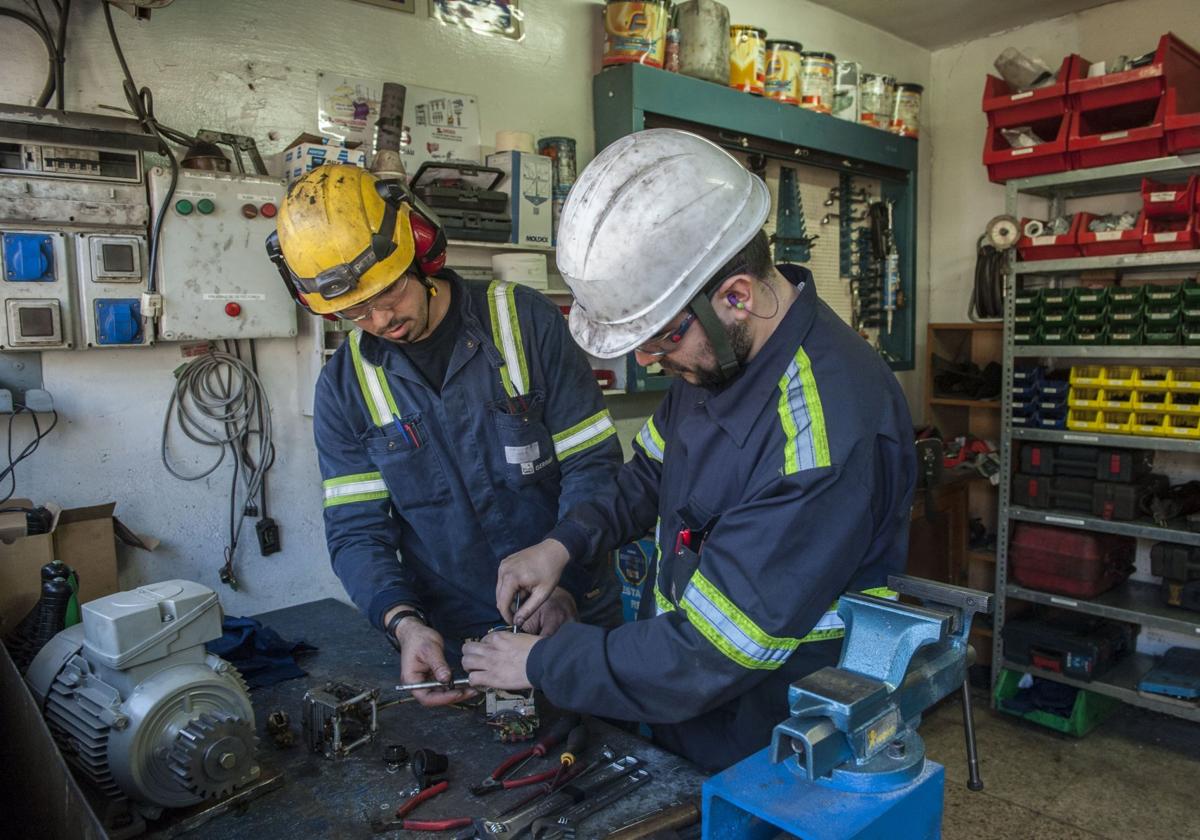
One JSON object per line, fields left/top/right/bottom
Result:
{"left": 798, "top": 51, "right": 836, "bottom": 113}
{"left": 994, "top": 668, "right": 1118, "bottom": 737}
{"left": 1002, "top": 615, "right": 1133, "bottom": 682}
{"left": 1042, "top": 288, "right": 1071, "bottom": 308}
{"left": 1012, "top": 473, "right": 1053, "bottom": 508}
{"left": 1069, "top": 365, "right": 1105, "bottom": 386}
{"left": 1068, "top": 98, "right": 1167, "bottom": 169}
{"left": 1170, "top": 366, "right": 1200, "bottom": 391}
{"left": 1067, "top": 408, "right": 1103, "bottom": 432}
{"left": 603, "top": 0, "right": 671, "bottom": 68}
{"left": 1014, "top": 289, "right": 1043, "bottom": 310}
{"left": 764, "top": 40, "right": 803, "bottom": 104}
{"left": 1075, "top": 308, "right": 1107, "bottom": 328}
{"left": 1146, "top": 328, "right": 1182, "bottom": 346}
{"left": 1010, "top": 522, "right": 1134, "bottom": 597}
{"left": 890, "top": 82, "right": 923, "bottom": 137}
{"left": 1164, "top": 86, "right": 1200, "bottom": 154}
{"left": 1108, "top": 306, "right": 1145, "bottom": 328}
{"left": 1069, "top": 387, "right": 1102, "bottom": 408}
{"left": 1166, "top": 414, "right": 1200, "bottom": 439}
{"left": 1099, "top": 388, "right": 1134, "bottom": 409}
{"left": 1131, "top": 412, "right": 1170, "bottom": 436}
{"left": 1070, "top": 34, "right": 1200, "bottom": 112}
{"left": 984, "top": 112, "right": 1072, "bottom": 183}
{"left": 1072, "top": 286, "right": 1109, "bottom": 309}
{"left": 1017, "top": 214, "right": 1083, "bottom": 261}
{"left": 1041, "top": 327, "right": 1076, "bottom": 346}
{"left": 1139, "top": 367, "right": 1174, "bottom": 389}
{"left": 1077, "top": 211, "right": 1145, "bottom": 257}
{"left": 1145, "top": 283, "right": 1183, "bottom": 306}
{"left": 1133, "top": 389, "right": 1170, "bottom": 411}
{"left": 1142, "top": 176, "right": 1197, "bottom": 218}
{"left": 1102, "top": 365, "right": 1139, "bottom": 388}
{"left": 982, "top": 54, "right": 1083, "bottom": 128}
{"left": 1108, "top": 326, "right": 1145, "bottom": 346}
{"left": 860, "top": 73, "right": 896, "bottom": 130}
{"left": 1143, "top": 213, "right": 1200, "bottom": 252}
{"left": 729, "top": 25, "right": 768, "bottom": 94}
{"left": 1041, "top": 307, "right": 1075, "bottom": 328}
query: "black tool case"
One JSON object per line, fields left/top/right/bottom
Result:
{"left": 410, "top": 162, "right": 512, "bottom": 242}
{"left": 1003, "top": 615, "right": 1133, "bottom": 681}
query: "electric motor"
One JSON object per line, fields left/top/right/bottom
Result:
{"left": 25, "top": 580, "right": 258, "bottom": 810}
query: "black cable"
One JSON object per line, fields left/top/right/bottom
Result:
{"left": 0, "top": 7, "right": 56, "bottom": 107}
{"left": 0, "top": 406, "right": 60, "bottom": 505}
{"left": 971, "top": 241, "right": 1008, "bottom": 320}
{"left": 52, "top": 0, "right": 70, "bottom": 110}
{"left": 249, "top": 339, "right": 269, "bottom": 518}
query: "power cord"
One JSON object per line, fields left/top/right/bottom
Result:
{"left": 161, "top": 349, "right": 275, "bottom": 590}
{"left": 970, "top": 238, "right": 1008, "bottom": 321}
{"left": 0, "top": 4, "right": 58, "bottom": 107}
{"left": 0, "top": 404, "right": 60, "bottom": 505}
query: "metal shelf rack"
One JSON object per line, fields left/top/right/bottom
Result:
{"left": 992, "top": 155, "right": 1200, "bottom": 723}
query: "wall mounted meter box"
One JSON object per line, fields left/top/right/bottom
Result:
{"left": 74, "top": 232, "right": 151, "bottom": 348}
{"left": 148, "top": 168, "right": 297, "bottom": 341}
{"left": 0, "top": 104, "right": 157, "bottom": 184}
{"left": 0, "top": 229, "right": 73, "bottom": 350}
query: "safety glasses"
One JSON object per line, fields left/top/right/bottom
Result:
{"left": 636, "top": 311, "right": 696, "bottom": 357}
{"left": 335, "top": 274, "right": 412, "bottom": 322}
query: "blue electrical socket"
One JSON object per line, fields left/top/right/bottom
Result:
{"left": 2, "top": 233, "right": 54, "bottom": 282}
{"left": 95, "top": 299, "right": 142, "bottom": 345}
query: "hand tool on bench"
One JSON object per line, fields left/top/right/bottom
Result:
{"left": 530, "top": 768, "right": 651, "bottom": 840}
{"left": 472, "top": 716, "right": 580, "bottom": 795}
{"left": 369, "top": 780, "right": 473, "bottom": 833}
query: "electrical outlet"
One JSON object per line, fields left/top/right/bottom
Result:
{"left": 257, "top": 517, "right": 281, "bottom": 556}
{"left": 24, "top": 388, "right": 53, "bottom": 412}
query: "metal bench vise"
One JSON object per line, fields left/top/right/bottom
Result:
{"left": 703, "top": 575, "right": 992, "bottom": 840}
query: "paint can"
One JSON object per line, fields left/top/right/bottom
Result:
{"left": 664, "top": 28, "right": 681, "bottom": 73}
{"left": 859, "top": 73, "right": 896, "bottom": 129}
{"left": 729, "top": 25, "right": 768, "bottom": 95}
{"left": 675, "top": 0, "right": 730, "bottom": 85}
{"left": 537, "top": 136, "right": 577, "bottom": 190}
{"left": 890, "top": 82, "right": 924, "bottom": 137}
{"left": 764, "top": 40, "right": 803, "bottom": 104}
{"left": 603, "top": 0, "right": 670, "bottom": 69}
{"left": 799, "top": 51, "right": 836, "bottom": 113}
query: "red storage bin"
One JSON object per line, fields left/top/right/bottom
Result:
{"left": 1017, "top": 214, "right": 1083, "bottom": 261}
{"left": 1142, "top": 176, "right": 1196, "bottom": 218}
{"left": 1069, "top": 98, "right": 1167, "bottom": 169}
{"left": 1165, "top": 86, "right": 1200, "bottom": 154}
{"left": 1143, "top": 213, "right": 1200, "bottom": 252}
{"left": 984, "top": 113, "right": 1072, "bottom": 184}
{"left": 1077, "top": 211, "right": 1145, "bottom": 257}
{"left": 1070, "top": 33, "right": 1200, "bottom": 111}
{"left": 982, "top": 55, "right": 1083, "bottom": 128}
{"left": 1010, "top": 523, "right": 1134, "bottom": 599}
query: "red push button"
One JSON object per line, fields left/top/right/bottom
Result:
{"left": 225, "top": 302, "right": 242, "bottom": 317}
{"left": 260, "top": 202, "right": 277, "bottom": 218}
{"left": 241, "top": 203, "right": 259, "bottom": 219}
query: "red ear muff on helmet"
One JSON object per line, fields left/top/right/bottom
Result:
{"left": 410, "top": 208, "right": 447, "bottom": 277}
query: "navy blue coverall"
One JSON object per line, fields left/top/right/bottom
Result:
{"left": 533, "top": 264, "right": 917, "bottom": 771}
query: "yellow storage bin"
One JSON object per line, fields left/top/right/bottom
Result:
{"left": 1067, "top": 409, "right": 1103, "bottom": 432}
{"left": 1138, "top": 367, "right": 1173, "bottom": 390}
{"left": 1100, "top": 411, "right": 1133, "bottom": 434}
{"left": 1068, "top": 387, "right": 1102, "bottom": 408}
{"left": 1103, "top": 366, "right": 1139, "bottom": 388}
{"left": 1166, "top": 414, "right": 1200, "bottom": 439}
{"left": 1099, "top": 388, "right": 1135, "bottom": 409}
{"left": 1069, "top": 365, "right": 1105, "bottom": 386}
{"left": 1169, "top": 391, "right": 1200, "bottom": 415}
{"left": 1131, "top": 412, "right": 1169, "bottom": 436}
{"left": 1133, "top": 389, "right": 1171, "bottom": 412}
{"left": 1171, "top": 367, "right": 1200, "bottom": 392}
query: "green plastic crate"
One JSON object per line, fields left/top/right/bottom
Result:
{"left": 1076, "top": 328, "right": 1108, "bottom": 345}
{"left": 1109, "top": 326, "right": 1146, "bottom": 345}
{"left": 1014, "top": 327, "right": 1042, "bottom": 345}
{"left": 993, "top": 669, "right": 1118, "bottom": 737}
{"left": 1146, "top": 327, "right": 1182, "bottom": 346}
{"left": 1014, "top": 311, "right": 1042, "bottom": 328}
{"left": 1042, "top": 308, "right": 1075, "bottom": 328}
{"left": 1183, "top": 283, "right": 1200, "bottom": 307}
{"left": 1146, "top": 306, "right": 1183, "bottom": 328}
{"left": 1145, "top": 283, "right": 1182, "bottom": 305}
{"left": 1071, "top": 287, "right": 1109, "bottom": 310}
{"left": 1185, "top": 328, "right": 1200, "bottom": 346}
{"left": 1109, "top": 306, "right": 1145, "bottom": 326}
{"left": 1075, "top": 308, "right": 1108, "bottom": 328}
{"left": 1042, "top": 289, "right": 1072, "bottom": 308}
{"left": 1014, "top": 289, "right": 1042, "bottom": 311}
{"left": 1041, "top": 327, "right": 1076, "bottom": 345}
{"left": 1109, "top": 286, "right": 1146, "bottom": 308}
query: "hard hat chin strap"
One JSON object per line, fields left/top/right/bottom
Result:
{"left": 688, "top": 288, "right": 739, "bottom": 382}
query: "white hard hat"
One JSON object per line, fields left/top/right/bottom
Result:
{"left": 557, "top": 128, "right": 770, "bottom": 358}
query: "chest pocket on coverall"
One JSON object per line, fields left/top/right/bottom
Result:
{"left": 361, "top": 415, "right": 452, "bottom": 509}
{"left": 490, "top": 390, "right": 560, "bottom": 489}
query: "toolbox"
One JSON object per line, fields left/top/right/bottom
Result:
{"left": 1150, "top": 542, "right": 1200, "bottom": 612}
{"left": 1091, "top": 475, "right": 1165, "bottom": 521}
{"left": 1002, "top": 614, "right": 1133, "bottom": 681}
{"left": 1010, "top": 523, "right": 1134, "bottom": 598}
{"left": 1012, "top": 473, "right": 1053, "bottom": 508}
{"left": 1138, "top": 647, "right": 1200, "bottom": 700}
{"left": 410, "top": 163, "right": 512, "bottom": 242}
{"left": 1052, "top": 475, "right": 1094, "bottom": 513}
{"left": 1019, "top": 443, "right": 1154, "bottom": 482}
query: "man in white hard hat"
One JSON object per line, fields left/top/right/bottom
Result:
{"left": 462, "top": 129, "right": 916, "bottom": 771}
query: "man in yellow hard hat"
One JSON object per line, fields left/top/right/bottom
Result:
{"left": 267, "top": 165, "right": 622, "bottom": 705}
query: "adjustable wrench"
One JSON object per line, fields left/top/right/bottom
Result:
{"left": 529, "top": 768, "right": 651, "bottom": 839}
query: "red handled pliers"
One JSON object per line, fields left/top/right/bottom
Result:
{"left": 470, "top": 715, "right": 579, "bottom": 796}
{"left": 370, "top": 780, "right": 473, "bottom": 833}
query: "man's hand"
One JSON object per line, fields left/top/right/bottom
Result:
{"left": 496, "top": 538, "right": 570, "bottom": 627}
{"left": 521, "top": 587, "right": 578, "bottom": 637}
{"left": 392, "top": 617, "right": 476, "bottom": 707}
{"left": 462, "top": 632, "right": 540, "bottom": 691}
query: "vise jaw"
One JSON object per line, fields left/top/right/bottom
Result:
{"left": 769, "top": 575, "right": 992, "bottom": 786}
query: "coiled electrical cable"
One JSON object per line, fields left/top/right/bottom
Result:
{"left": 970, "top": 238, "right": 1008, "bottom": 320}
{"left": 0, "top": 7, "right": 56, "bottom": 107}
{"left": 161, "top": 350, "right": 275, "bottom": 588}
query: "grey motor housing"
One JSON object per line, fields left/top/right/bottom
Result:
{"left": 25, "top": 580, "right": 259, "bottom": 810}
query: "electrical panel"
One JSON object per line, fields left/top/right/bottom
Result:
{"left": 0, "top": 104, "right": 156, "bottom": 184}
{"left": 149, "top": 168, "right": 297, "bottom": 341}
{"left": 0, "top": 229, "right": 73, "bottom": 350}
{"left": 74, "top": 232, "right": 151, "bottom": 348}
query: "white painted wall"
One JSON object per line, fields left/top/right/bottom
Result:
{"left": 0, "top": 0, "right": 930, "bottom": 615}
{"left": 926, "top": 0, "right": 1200, "bottom": 322}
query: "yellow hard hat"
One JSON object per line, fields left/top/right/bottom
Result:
{"left": 274, "top": 165, "right": 417, "bottom": 315}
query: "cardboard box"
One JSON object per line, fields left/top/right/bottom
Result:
{"left": 280, "top": 133, "right": 367, "bottom": 184}
{"left": 485, "top": 151, "right": 553, "bottom": 247}
{"left": 0, "top": 501, "right": 155, "bottom": 633}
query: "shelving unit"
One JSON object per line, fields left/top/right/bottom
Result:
{"left": 992, "top": 155, "right": 1200, "bottom": 722}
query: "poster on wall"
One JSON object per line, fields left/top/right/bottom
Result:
{"left": 430, "top": 0, "right": 524, "bottom": 41}
{"left": 317, "top": 72, "right": 481, "bottom": 171}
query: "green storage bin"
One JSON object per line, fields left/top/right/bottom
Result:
{"left": 1014, "top": 326, "right": 1042, "bottom": 345}
{"left": 1109, "top": 287, "right": 1146, "bottom": 307}
{"left": 1185, "top": 327, "right": 1200, "bottom": 346}
{"left": 1041, "top": 327, "right": 1075, "bottom": 345}
{"left": 1146, "top": 306, "right": 1183, "bottom": 328}
{"left": 1014, "top": 310, "right": 1042, "bottom": 328}
{"left": 1183, "top": 283, "right": 1200, "bottom": 307}
{"left": 993, "top": 669, "right": 1118, "bottom": 737}
{"left": 1182, "top": 305, "right": 1200, "bottom": 323}
{"left": 1042, "top": 289, "right": 1072, "bottom": 308}
{"left": 1109, "top": 326, "right": 1145, "bottom": 345}
{"left": 1109, "top": 306, "right": 1145, "bottom": 327}
{"left": 1042, "top": 307, "right": 1075, "bottom": 328}
{"left": 1075, "top": 308, "right": 1107, "bottom": 328}
{"left": 1076, "top": 327, "right": 1108, "bottom": 345}
{"left": 1145, "top": 283, "right": 1182, "bottom": 305}
{"left": 1014, "top": 289, "right": 1042, "bottom": 311}
{"left": 1071, "top": 287, "right": 1109, "bottom": 309}
{"left": 1146, "top": 327, "right": 1182, "bottom": 346}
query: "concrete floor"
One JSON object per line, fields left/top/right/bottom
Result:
{"left": 921, "top": 687, "right": 1200, "bottom": 839}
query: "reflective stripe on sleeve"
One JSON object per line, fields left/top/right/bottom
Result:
{"left": 553, "top": 409, "right": 616, "bottom": 459}
{"left": 776, "top": 346, "right": 830, "bottom": 474}
{"left": 796, "top": 586, "right": 900, "bottom": 644}
{"left": 679, "top": 571, "right": 800, "bottom": 670}
{"left": 487, "top": 281, "right": 529, "bottom": 397}
{"left": 633, "top": 416, "right": 665, "bottom": 463}
{"left": 323, "top": 471, "right": 390, "bottom": 507}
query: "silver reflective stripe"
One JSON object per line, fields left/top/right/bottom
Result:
{"left": 635, "top": 418, "right": 665, "bottom": 463}
{"left": 491, "top": 282, "right": 527, "bottom": 395}
{"left": 353, "top": 331, "right": 395, "bottom": 427}
{"left": 324, "top": 478, "right": 388, "bottom": 500}
{"left": 553, "top": 412, "right": 615, "bottom": 459}
{"left": 680, "top": 580, "right": 793, "bottom": 667}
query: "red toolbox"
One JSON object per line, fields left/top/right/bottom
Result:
{"left": 982, "top": 55, "right": 1083, "bottom": 127}
{"left": 984, "top": 113, "right": 1072, "bottom": 184}
{"left": 1017, "top": 214, "right": 1083, "bottom": 261}
{"left": 1165, "top": 87, "right": 1200, "bottom": 154}
{"left": 1077, "top": 211, "right": 1145, "bottom": 257}
{"left": 1142, "top": 176, "right": 1197, "bottom": 218}
{"left": 1143, "top": 212, "right": 1200, "bottom": 252}
{"left": 1010, "top": 523, "right": 1135, "bottom": 598}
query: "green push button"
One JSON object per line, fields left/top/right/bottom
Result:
{"left": 175, "top": 199, "right": 194, "bottom": 215}
{"left": 197, "top": 198, "right": 215, "bottom": 215}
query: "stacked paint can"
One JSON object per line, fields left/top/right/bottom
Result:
{"left": 860, "top": 73, "right": 897, "bottom": 129}
{"left": 602, "top": 0, "right": 671, "bottom": 68}
{"left": 729, "top": 25, "right": 767, "bottom": 94}
{"left": 539, "top": 137, "right": 577, "bottom": 246}
{"left": 799, "top": 51, "right": 837, "bottom": 113}
{"left": 890, "top": 83, "right": 923, "bottom": 137}
{"left": 764, "top": 40, "right": 803, "bottom": 104}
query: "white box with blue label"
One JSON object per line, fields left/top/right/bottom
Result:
{"left": 485, "top": 151, "right": 553, "bottom": 248}
{"left": 280, "top": 133, "right": 367, "bottom": 184}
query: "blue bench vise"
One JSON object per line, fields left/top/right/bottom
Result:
{"left": 703, "top": 575, "right": 993, "bottom": 840}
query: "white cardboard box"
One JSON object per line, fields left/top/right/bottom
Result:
{"left": 281, "top": 134, "right": 368, "bottom": 183}
{"left": 485, "top": 151, "right": 553, "bottom": 248}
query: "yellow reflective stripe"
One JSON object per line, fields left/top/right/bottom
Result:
{"left": 349, "top": 331, "right": 400, "bottom": 427}
{"left": 795, "top": 587, "right": 900, "bottom": 644}
{"left": 776, "top": 346, "right": 831, "bottom": 474}
{"left": 652, "top": 520, "right": 673, "bottom": 614}
{"left": 349, "top": 331, "right": 384, "bottom": 427}
{"left": 634, "top": 416, "right": 665, "bottom": 463}
{"left": 680, "top": 571, "right": 799, "bottom": 670}
{"left": 322, "top": 471, "right": 389, "bottom": 507}
{"left": 487, "top": 280, "right": 529, "bottom": 397}
{"left": 553, "top": 409, "right": 616, "bottom": 459}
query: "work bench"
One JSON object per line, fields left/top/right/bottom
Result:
{"left": 153, "top": 598, "right": 706, "bottom": 839}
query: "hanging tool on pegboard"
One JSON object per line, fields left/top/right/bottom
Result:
{"left": 771, "top": 167, "right": 818, "bottom": 263}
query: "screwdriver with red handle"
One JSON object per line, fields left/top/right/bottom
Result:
{"left": 470, "top": 715, "right": 580, "bottom": 796}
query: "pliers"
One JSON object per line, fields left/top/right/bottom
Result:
{"left": 369, "top": 780, "right": 473, "bottom": 833}
{"left": 470, "top": 715, "right": 579, "bottom": 796}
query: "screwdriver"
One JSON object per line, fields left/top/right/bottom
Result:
{"left": 505, "top": 714, "right": 580, "bottom": 780}
{"left": 394, "top": 677, "right": 472, "bottom": 693}
{"left": 549, "top": 721, "right": 589, "bottom": 790}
